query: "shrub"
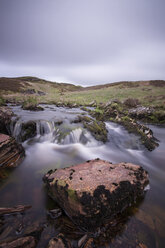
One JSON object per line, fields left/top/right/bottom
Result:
{"left": 124, "top": 98, "right": 140, "bottom": 107}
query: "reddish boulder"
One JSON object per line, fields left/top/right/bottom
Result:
{"left": 43, "top": 159, "right": 149, "bottom": 231}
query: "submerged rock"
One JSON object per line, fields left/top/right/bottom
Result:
{"left": 0, "top": 134, "right": 25, "bottom": 169}
{"left": 21, "top": 121, "right": 36, "bottom": 141}
{"left": 43, "top": 159, "right": 149, "bottom": 231}
{"left": 0, "top": 236, "right": 36, "bottom": 248}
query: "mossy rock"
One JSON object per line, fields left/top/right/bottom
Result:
{"left": 83, "top": 120, "right": 108, "bottom": 142}
{"left": 21, "top": 121, "right": 37, "bottom": 141}
{"left": 22, "top": 104, "right": 44, "bottom": 111}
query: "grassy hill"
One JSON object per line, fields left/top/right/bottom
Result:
{"left": 0, "top": 77, "right": 165, "bottom": 108}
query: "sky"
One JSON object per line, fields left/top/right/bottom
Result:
{"left": 0, "top": 0, "right": 165, "bottom": 86}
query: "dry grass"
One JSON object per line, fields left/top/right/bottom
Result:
{"left": 0, "top": 77, "right": 165, "bottom": 108}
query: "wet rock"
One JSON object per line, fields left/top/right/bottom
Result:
{"left": 0, "top": 236, "right": 36, "bottom": 248}
{"left": 78, "top": 234, "right": 88, "bottom": 247}
{"left": 23, "top": 222, "right": 43, "bottom": 241}
{"left": 0, "top": 134, "right": 25, "bottom": 169}
{"left": 128, "top": 106, "right": 154, "bottom": 119}
{"left": 0, "top": 205, "right": 31, "bottom": 216}
{"left": 118, "top": 118, "right": 159, "bottom": 151}
{"left": 83, "top": 238, "right": 95, "bottom": 248}
{"left": 43, "top": 159, "right": 149, "bottom": 231}
{"left": 22, "top": 104, "right": 44, "bottom": 111}
{"left": 77, "top": 116, "right": 107, "bottom": 143}
{"left": 72, "top": 115, "right": 107, "bottom": 142}
{"left": 0, "top": 107, "right": 13, "bottom": 135}
{"left": 21, "top": 121, "right": 36, "bottom": 141}
{"left": 47, "top": 234, "right": 71, "bottom": 248}
{"left": 47, "top": 208, "right": 62, "bottom": 219}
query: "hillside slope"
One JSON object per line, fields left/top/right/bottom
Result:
{"left": 0, "top": 77, "right": 165, "bottom": 107}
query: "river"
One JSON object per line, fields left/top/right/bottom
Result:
{"left": 0, "top": 104, "right": 165, "bottom": 247}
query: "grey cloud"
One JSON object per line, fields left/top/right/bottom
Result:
{"left": 0, "top": 0, "right": 165, "bottom": 85}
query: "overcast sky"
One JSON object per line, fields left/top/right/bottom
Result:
{"left": 0, "top": 0, "right": 165, "bottom": 86}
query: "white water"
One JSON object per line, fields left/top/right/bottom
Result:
{"left": 1, "top": 105, "right": 165, "bottom": 247}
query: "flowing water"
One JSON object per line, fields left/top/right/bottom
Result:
{"left": 0, "top": 104, "right": 165, "bottom": 247}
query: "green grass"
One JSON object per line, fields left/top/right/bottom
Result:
{"left": 1, "top": 78, "right": 165, "bottom": 109}
{"left": 22, "top": 96, "right": 38, "bottom": 109}
{"left": 0, "top": 96, "right": 5, "bottom": 106}
{"left": 58, "top": 84, "right": 165, "bottom": 107}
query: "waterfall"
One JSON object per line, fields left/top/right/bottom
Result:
{"left": 11, "top": 121, "right": 23, "bottom": 142}
{"left": 36, "top": 120, "right": 55, "bottom": 135}
{"left": 62, "top": 128, "right": 99, "bottom": 146}
{"left": 62, "top": 128, "right": 85, "bottom": 144}
{"left": 10, "top": 119, "right": 56, "bottom": 143}
{"left": 105, "top": 121, "right": 142, "bottom": 150}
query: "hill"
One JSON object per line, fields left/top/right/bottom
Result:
{"left": 0, "top": 77, "right": 165, "bottom": 108}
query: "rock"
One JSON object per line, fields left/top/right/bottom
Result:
{"left": 47, "top": 234, "right": 71, "bottom": 248}
{"left": 37, "top": 90, "right": 46, "bottom": 96}
{"left": 72, "top": 115, "right": 107, "bottom": 142}
{"left": 128, "top": 106, "right": 154, "bottom": 119}
{"left": 118, "top": 118, "right": 159, "bottom": 151}
{"left": 23, "top": 222, "right": 43, "bottom": 241}
{"left": 0, "top": 236, "right": 36, "bottom": 248}
{"left": 83, "top": 238, "right": 95, "bottom": 248}
{"left": 88, "top": 100, "right": 97, "bottom": 107}
{"left": 0, "top": 205, "right": 31, "bottom": 216}
{"left": 22, "top": 104, "right": 44, "bottom": 111}
{"left": 47, "top": 208, "right": 62, "bottom": 219}
{"left": 43, "top": 159, "right": 149, "bottom": 231}
{"left": 21, "top": 121, "right": 36, "bottom": 141}
{"left": 80, "top": 116, "right": 107, "bottom": 143}
{"left": 23, "top": 89, "right": 36, "bottom": 95}
{"left": 0, "top": 107, "right": 13, "bottom": 134}
{"left": 0, "top": 134, "right": 25, "bottom": 169}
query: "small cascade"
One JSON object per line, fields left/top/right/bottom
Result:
{"left": 63, "top": 128, "right": 85, "bottom": 144}
{"left": 36, "top": 120, "right": 55, "bottom": 136}
{"left": 10, "top": 119, "right": 56, "bottom": 143}
{"left": 105, "top": 121, "right": 142, "bottom": 150}
{"left": 10, "top": 121, "right": 23, "bottom": 142}
{"left": 62, "top": 128, "right": 99, "bottom": 146}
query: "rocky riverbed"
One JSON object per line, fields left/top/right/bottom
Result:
{"left": 0, "top": 104, "right": 165, "bottom": 247}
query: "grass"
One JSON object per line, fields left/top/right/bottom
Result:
{"left": 64, "top": 84, "right": 165, "bottom": 107}
{"left": 22, "top": 96, "right": 38, "bottom": 109}
{"left": 0, "top": 96, "right": 5, "bottom": 106}
{"left": 0, "top": 77, "right": 165, "bottom": 109}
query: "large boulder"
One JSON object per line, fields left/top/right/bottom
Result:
{"left": 43, "top": 159, "right": 149, "bottom": 231}
{"left": 0, "top": 134, "right": 25, "bottom": 168}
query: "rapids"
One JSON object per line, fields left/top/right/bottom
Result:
{"left": 0, "top": 104, "right": 165, "bottom": 247}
